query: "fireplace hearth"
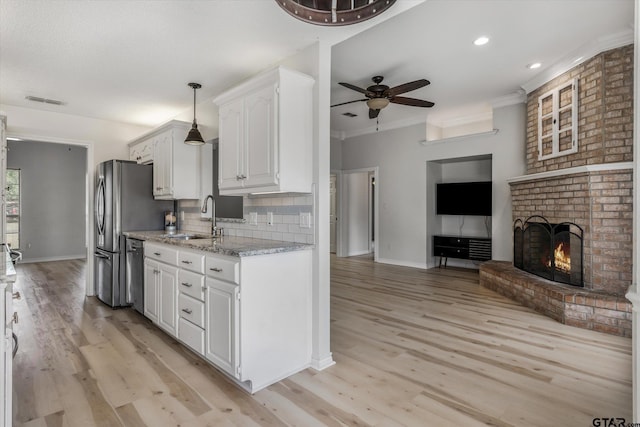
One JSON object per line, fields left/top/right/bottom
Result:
{"left": 514, "top": 216, "right": 583, "bottom": 287}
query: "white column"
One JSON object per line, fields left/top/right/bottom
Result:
{"left": 311, "top": 41, "right": 335, "bottom": 370}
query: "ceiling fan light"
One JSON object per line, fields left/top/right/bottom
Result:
{"left": 366, "top": 98, "right": 390, "bottom": 110}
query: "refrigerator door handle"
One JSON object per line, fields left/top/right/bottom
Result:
{"left": 96, "top": 177, "right": 106, "bottom": 240}
{"left": 94, "top": 251, "right": 110, "bottom": 259}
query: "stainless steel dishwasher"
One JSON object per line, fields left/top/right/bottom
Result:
{"left": 125, "top": 238, "right": 144, "bottom": 314}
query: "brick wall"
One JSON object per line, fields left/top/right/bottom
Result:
{"left": 526, "top": 44, "right": 633, "bottom": 174}
{"left": 510, "top": 168, "right": 632, "bottom": 295}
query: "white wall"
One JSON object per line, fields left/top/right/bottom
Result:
{"left": 344, "top": 171, "right": 370, "bottom": 256}
{"left": 330, "top": 136, "right": 343, "bottom": 170}
{"left": 340, "top": 103, "right": 527, "bottom": 269}
{"left": 0, "top": 104, "right": 151, "bottom": 165}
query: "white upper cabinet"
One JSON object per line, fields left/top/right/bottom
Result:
{"left": 129, "top": 137, "right": 153, "bottom": 164}
{"left": 128, "top": 120, "right": 200, "bottom": 200}
{"left": 213, "top": 66, "right": 314, "bottom": 195}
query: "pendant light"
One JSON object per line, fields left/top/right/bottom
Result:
{"left": 184, "top": 82, "right": 205, "bottom": 145}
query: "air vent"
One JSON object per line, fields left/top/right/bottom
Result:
{"left": 342, "top": 112, "right": 357, "bottom": 117}
{"left": 25, "top": 95, "right": 65, "bottom": 106}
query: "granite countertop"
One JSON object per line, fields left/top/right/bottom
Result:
{"left": 123, "top": 230, "right": 313, "bottom": 257}
{"left": 0, "top": 245, "right": 17, "bottom": 283}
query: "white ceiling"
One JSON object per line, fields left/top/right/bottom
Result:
{"left": 0, "top": 0, "right": 635, "bottom": 139}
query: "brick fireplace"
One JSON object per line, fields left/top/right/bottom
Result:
{"left": 480, "top": 44, "right": 633, "bottom": 336}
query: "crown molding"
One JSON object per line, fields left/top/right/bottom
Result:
{"left": 521, "top": 29, "right": 633, "bottom": 94}
{"left": 490, "top": 90, "right": 526, "bottom": 108}
{"left": 337, "top": 115, "right": 426, "bottom": 140}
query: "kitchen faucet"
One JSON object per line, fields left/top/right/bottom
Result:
{"left": 201, "top": 194, "right": 220, "bottom": 237}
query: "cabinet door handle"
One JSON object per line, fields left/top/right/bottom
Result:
{"left": 209, "top": 267, "right": 223, "bottom": 272}
{"left": 236, "top": 175, "right": 241, "bottom": 181}
{"left": 153, "top": 252, "right": 161, "bottom": 256}
{"left": 181, "top": 282, "right": 193, "bottom": 288}
{"left": 156, "top": 187, "right": 162, "bottom": 190}
{"left": 181, "top": 260, "right": 192, "bottom": 265}
{"left": 12, "top": 292, "right": 20, "bottom": 300}
{"left": 181, "top": 308, "right": 193, "bottom": 315}
{"left": 11, "top": 312, "right": 18, "bottom": 324}
{"left": 153, "top": 269, "right": 160, "bottom": 274}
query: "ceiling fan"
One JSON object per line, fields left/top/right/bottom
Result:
{"left": 332, "top": 76, "right": 434, "bottom": 119}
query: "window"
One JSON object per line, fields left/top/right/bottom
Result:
{"left": 5, "top": 169, "right": 20, "bottom": 249}
{"left": 537, "top": 78, "right": 578, "bottom": 160}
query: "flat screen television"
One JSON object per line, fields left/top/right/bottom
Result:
{"left": 436, "top": 181, "right": 492, "bottom": 216}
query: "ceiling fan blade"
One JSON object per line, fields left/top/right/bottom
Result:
{"left": 369, "top": 108, "right": 380, "bottom": 119}
{"left": 339, "top": 82, "right": 375, "bottom": 97}
{"left": 330, "top": 98, "right": 368, "bottom": 107}
{"left": 390, "top": 96, "right": 435, "bottom": 108}
{"left": 385, "top": 79, "right": 430, "bottom": 97}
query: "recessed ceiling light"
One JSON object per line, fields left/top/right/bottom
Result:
{"left": 473, "top": 36, "right": 490, "bottom": 46}
{"left": 527, "top": 62, "right": 542, "bottom": 69}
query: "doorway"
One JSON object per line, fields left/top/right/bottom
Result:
{"left": 338, "top": 167, "right": 379, "bottom": 260}
{"left": 4, "top": 134, "right": 94, "bottom": 295}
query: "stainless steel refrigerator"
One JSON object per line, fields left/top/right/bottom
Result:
{"left": 94, "top": 160, "right": 173, "bottom": 308}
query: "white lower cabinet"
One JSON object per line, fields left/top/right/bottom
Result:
{"left": 143, "top": 258, "right": 159, "bottom": 323}
{"left": 205, "top": 278, "right": 239, "bottom": 378}
{"left": 157, "top": 263, "right": 178, "bottom": 336}
{"left": 144, "top": 257, "right": 178, "bottom": 337}
{"left": 143, "top": 241, "right": 312, "bottom": 393}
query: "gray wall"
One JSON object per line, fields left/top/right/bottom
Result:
{"left": 7, "top": 140, "right": 87, "bottom": 262}
{"left": 340, "top": 104, "right": 527, "bottom": 269}
{"left": 330, "top": 136, "right": 343, "bottom": 170}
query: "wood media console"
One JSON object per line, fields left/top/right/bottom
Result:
{"left": 433, "top": 235, "right": 491, "bottom": 267}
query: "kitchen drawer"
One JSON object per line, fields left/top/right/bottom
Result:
{"left": 178, "top": 269, "right": 205, "bottom": 301}
{"left": 178, "top": 317, "right": 204, "bottom": 356}
{"left": 145, "top": 242, "right": 178, "bottom": 265}
{"left": 205, "top": 255, "right": 239, "bottom": 284}
{"left": 179, "top": 293, "right": 205, "bottom": 328}
{"left": 178, "top": 249, "right": 205, "bottom": 274}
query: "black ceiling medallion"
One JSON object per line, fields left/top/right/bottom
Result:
{"left": 276, "top": 0, "right": 397, "bottom": 26}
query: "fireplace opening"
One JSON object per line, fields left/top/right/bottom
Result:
{"left": 513, "top": 216, "right": 583, "bottom": 287}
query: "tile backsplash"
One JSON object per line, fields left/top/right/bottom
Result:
{"left": 177, "top": 194, "right": 314, "bottom": 244}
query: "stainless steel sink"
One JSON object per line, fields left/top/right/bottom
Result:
{"left": 162, "top": 233, "right": 210, "bottom": 240}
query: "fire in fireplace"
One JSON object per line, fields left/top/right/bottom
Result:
{"left": 513, "top": 216, "right": 583, "bottom": 287}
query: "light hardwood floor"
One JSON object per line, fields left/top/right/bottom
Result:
{"left": 12, "top": 256, "right": 632, "bottom": 426}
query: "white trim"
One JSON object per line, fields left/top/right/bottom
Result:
{"left": 376, "top": 257, "right": 427, "bottom": 270}
{"left": 418, "top": 129, "right": 499, "bottom": 146}
{"left": 339, "top": 115, "right": 426, "bottom": 140}
{"left": 521, "top": 29, "right": 633, "bottom": 94}
{"left": 431, "top": 111, "right": 493, "bottom": 129}
{"left": 330, "top": 130, "right": 346, "bottom": 141}
{"left": 18, "top": 254, "right": 86, "bottom": 264}
{"left": 507, "top": 162, "right": 633, "bottom": 184}
{"left": 4, "top": 132, "right": 95, "bottom": 296}
{"left": 490, "top": 91, "right": 527, "bottom": 109}
{"left": 310, "top": 355, "right": 336, "bottom": 371}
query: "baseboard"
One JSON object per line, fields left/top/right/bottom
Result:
{"left": 310, "top": 354, "right": 336, "bottom": 371}
{"left": 345, "top": 250, "right": 372, "bottom": 257}
{"left": 19, "top": 255, "right": 87, "bottom": 264}
{"left": 376, "top": 257, "right": 427, "bottom": 270}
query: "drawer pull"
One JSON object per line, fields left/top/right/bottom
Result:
{"left": 181, "top": 260, "right": 193, "bottom": 265}
{"left": 153, "top": 269, "right": 160, "bottom": 274}
{"left": 181, "top": 308, "right": 193, "bottom": 315}
{"left": 209, "top": 267, "right": 223, "bottom": 272}
{"left": 181, "top": 282, "right": 193, "bottom": 288}
{"left": 153, "top": 252, "right": 161, "bottom": 256}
